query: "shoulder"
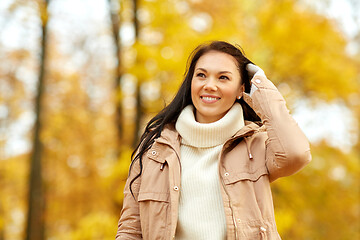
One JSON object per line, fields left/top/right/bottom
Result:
{"left": 241, "top": 120, "right": 267, "bottom": 137}
{"left": 142, "top": 123, "right": 180, "bottom": 162}
{"left": 158, "top": 123, "right": 180, "bottom": 144}
{"left": 238, "top": 121, "right": 268, "bottom": 148}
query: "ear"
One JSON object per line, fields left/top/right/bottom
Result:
{"left": 236, "top": 84, "right": 245, "bottom": 99}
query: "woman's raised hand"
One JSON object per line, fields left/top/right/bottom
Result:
{"left": 246, "top": 63, "right": 266, "bottom": 79}
{"left": 246, "top": 64, "right": 267, "bottom": 96}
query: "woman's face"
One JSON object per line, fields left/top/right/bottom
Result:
{"left": 191, "top": 50, "right": 244, "bottom": 123}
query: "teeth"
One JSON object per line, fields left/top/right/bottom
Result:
{"left": 202, "top": 96, "right": 218, "bottom": 101}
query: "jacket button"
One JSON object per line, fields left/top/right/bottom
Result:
{"left": 151, "top": 151, "right": 156, "bottom": 155}
{"left": 260, "top": 226, "right": 267, "bottom": 232}
{"left": 224, "top": 172, "right": 229, "bottom": 177}
{"left": 255, "top": 79, "right": 261, "bottom": 84}
{"left": 173, "top": 186, "right": 179, "bottom": 191}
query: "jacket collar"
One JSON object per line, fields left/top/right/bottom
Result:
{"left": 154, "top": 124, "right": 181, "bottom": 154}
{"left": 156, "top": 121, "right": 263, "bottom": 146}
{"left": 150, "top": 121, "right": 263, "bottom": 164}
{"left": 232, "top": 121, "right": 264, "bottom": 138}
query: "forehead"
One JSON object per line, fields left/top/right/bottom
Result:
{"left": 195, "top": 50, "right": 239, "bottom": 71}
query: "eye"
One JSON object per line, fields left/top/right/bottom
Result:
{"left": 219, "top": 75, "right": 230, "bottom": 80}
{"left": 196, "top": 73, "right": 206, "bottom": 78}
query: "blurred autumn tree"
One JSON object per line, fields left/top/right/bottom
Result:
{"left": 0, "top": 0, "right": 359, "bottom": 239}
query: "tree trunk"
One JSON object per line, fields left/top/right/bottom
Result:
{"left": 133, "top": 82, "right": 142, "bottom": 148}
{"left": 133, "top": 0, "right": 139, "bottom": 37}
{"left": 25, "top": 1, "right": 49, "bottom": 240}
{"left": 132, "top": 0, "right": 143, "bottom": 148}
{"left": 108, "top": 0, "right": 124, "bottom": 153}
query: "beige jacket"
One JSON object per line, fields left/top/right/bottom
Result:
{"left": 116, "top": 75, "right": 312, "bottom": 240}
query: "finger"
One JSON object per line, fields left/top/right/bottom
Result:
{"left": 246, "top": 63, "right": 259, "bottom": 74}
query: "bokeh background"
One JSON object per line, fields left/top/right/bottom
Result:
{"left": 0, "top": 0, "right": 359, "bottom": 239}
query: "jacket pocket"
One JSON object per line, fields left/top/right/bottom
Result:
{"left": 224, "top": 165, "right": 268, "bottom": 184}
{"left": 222, "top": 165, "right": 275, "bottom": 235}
{"left": 137, "top": 192, "right": 169, "bottom": 203}
{"left": 138, "top": 192, "right": 169, "bottom": 240}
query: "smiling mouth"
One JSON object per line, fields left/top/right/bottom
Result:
{"left": 200, "top": 96, "right": 221, "bottom": 103}
{"left": 201, "top": 96, "right": 220, "bottom": 100}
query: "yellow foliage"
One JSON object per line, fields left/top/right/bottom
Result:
{"left": 57, "top": 212, "right": 117, "bottom": 240}
{"left": 1, "top": 0, "right": 359, "bottom": 239}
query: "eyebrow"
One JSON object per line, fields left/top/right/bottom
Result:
{"left": 196, "top": 68, "right": 233, "bottom": 75}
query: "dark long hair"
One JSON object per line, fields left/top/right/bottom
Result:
{"left": 129, "top": 41, "right": 260, "bottom": 195}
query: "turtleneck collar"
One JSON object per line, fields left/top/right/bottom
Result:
{"left": 175, "top": 103, "right": 245, "bottom": 148}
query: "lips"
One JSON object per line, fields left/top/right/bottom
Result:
{"left": 200, "top": 95, "right": 220, "bottom": 103}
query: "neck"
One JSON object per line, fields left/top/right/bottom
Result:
{"left": 175, "top": 103, "right": 245, "bottom": 148}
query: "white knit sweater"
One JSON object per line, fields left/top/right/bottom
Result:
{"left": 174, "top": 103, "right": 245, "bottom": 240}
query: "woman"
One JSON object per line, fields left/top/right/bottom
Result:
{"left": 115, "top": 41, "right": 311, "bottom": 240}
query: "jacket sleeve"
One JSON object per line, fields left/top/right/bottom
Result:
{"left": 243, "top": 75, "right": 312, "bottom": 182}
{"left": 115, "top": 159, "right": 142, "bottom": 239}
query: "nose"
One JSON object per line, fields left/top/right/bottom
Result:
{"left": 203, "top": 78, "right": 217, "bottom": 91}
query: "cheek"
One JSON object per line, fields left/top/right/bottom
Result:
{"left": 223, "top": 86, "right": 239, "bottom": 100}
{"left": 191, "top": 79, "right": 200, "bottom": 97}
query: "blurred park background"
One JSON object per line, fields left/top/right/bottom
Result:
{"left": 0, "top": 0, "right": 359, "bottom": 239}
